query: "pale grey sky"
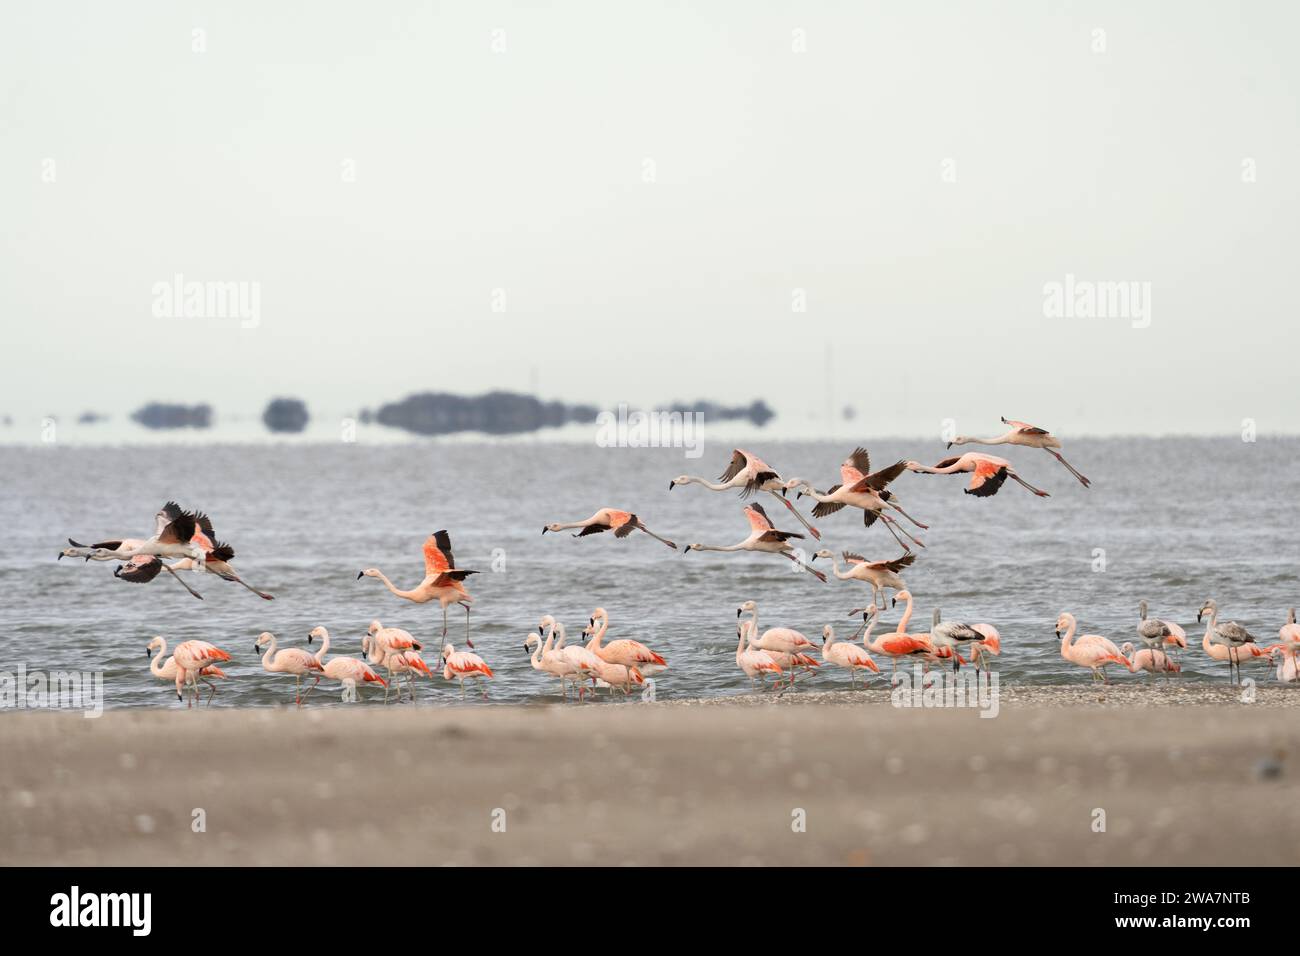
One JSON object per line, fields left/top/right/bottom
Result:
{"left": 3, "top": 1, "right": 1298, "bottom": 438}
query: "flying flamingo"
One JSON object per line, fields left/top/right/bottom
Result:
{"left": 820, "top": 624, "right": 879, "bottom": 687}
{"left": 358, "top": 530, "right": 479, "bottom": 646}
{"left": 254, "top": 631, "right": 325, "bottom": 706}
{"left": 308, "top": 626, "right": 386, "bottom": 702}
{"left": 524, "top": 630, "right": 588, "bottom": 700}
{"left": 1133, "top": 600, "right": 1186, "bottom": 662}
{"left": 1055, "top": 613, "right": 1132, "bottom": 683}
{"left": 946, "top": 417, "right": 1091, "bottom": 487}
{"left": 77, "top": 501, "right": 209, "bottom": 569}
{"left": 669, "top": 448, "right": 821, "bottom": 539}
{"left": 582, "top": 608, "right": 667, "bottom": 678}
{"left": 364, "top": 620, "right": 430, "bottom": 702}
{"left": 811, "top": 549, "right": 914, "bottom": 609}
{"left": 146, "top": 636, "right": 226, "bottom": 705}
{"left": 542, "top": 509, "right": 677, "bottom": 549}
{"left": 905, "top": 453, "right": 1050, "bottom": 498}
{"left": 857, "top": 595, "right": 936, "bottom": 675}
{"left": 683, "top": 503, "right": 827, "bottom": 582}
{"left": 1197, "top": 599, "right": 1259, "bottom": 684}
{"left": 783, "top": 448, "right": 927, "bottom": 552}
{"left": 735, "top": 619, "right": 783, "bottom": 690}
{"left": 1120, "top": 642, "right": 1181, "bottom": 678}
{"left": 930, "top": 608, "right": 982, "bottom": 673}
{"left": 440, "top": 643, "right": 494, "bottom": 699}
{"left": 114, "top": 545, "right": 274, "bottom": 601}
{"left": 170, "top": 639, "right": 233, "bottom": 708}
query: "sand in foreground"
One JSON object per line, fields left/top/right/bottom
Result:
{"left": 3, "top": 687, "right": 1299, "bottom": 865}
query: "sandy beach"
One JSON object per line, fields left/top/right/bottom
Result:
{"left": 4, "top": 685, "right": 1299, "bottom": 866}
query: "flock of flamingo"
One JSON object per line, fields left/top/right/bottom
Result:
{"left": 58, "top": 417, "right": 1300, "bottom": 707}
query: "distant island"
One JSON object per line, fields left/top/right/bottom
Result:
{"left": 131, "top": 402, "right": 212, "bottom": 429}
{"left": 262, "top": 397, "right": 310, "bottom": 433}
{"left": 366, "top": 391, "right": 774, "bottom": 436}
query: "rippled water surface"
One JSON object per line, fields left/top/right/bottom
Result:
{"left": 2, "top": 436, "right": 1297, "bottom": 709}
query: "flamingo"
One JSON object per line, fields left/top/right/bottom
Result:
{"left": 524, "top": 630, "right": 587, "bottom": 699}
{"left": 820, "top": 624, "right": 879, "bottom": 687}
{"left": 1197, "top": 599, "right": 1258, "bottom": 684}
{"left": 254, "top": 631, "right": 325, "bottom": 706}
{"left": 683, "top": 503, "right": 827, "bottom": 581}
{"left": 783, "top": 448, "right": 927, "bottom": 552}
{"left": 441, "top": 643, "right": 494, "bottom": 699}
{"left": 61, "top": 529, "right": 205, "bottom": 601}
{"left": 737, "top": 600, "right": 819, "bottom": 685}
{"left": 78, "top": 501, "right": 208, "bottom": 569}
{"left": 539, "top": 616, "right": 602, "bottom": 698}
{"left": 582, "top": 608, "right": 667, "bottom": 678}
{"left": 362, "top": 634, "right": 431, "bottom": 703}
{"left": 1197, "top": 623, "right": 1272, "bottom": 678}
{"left": 857, "top": 594, "right": 936, "bottom": 676}
{"left": 1269, "top": 643, "right": 1300, "bottom": 683}
{"left": 669, "top": 448, "right": 821, "bottom": 539}
{"left": 357, "top": 530, "right": 479, "bottom": 647}
{"left": 946, "top": 417, "right": 1091, "bottom": 487}
{"left": 308, "top": 626, "right": 386, "bottom": 701}
{"left": 114, "top": 545, "right": 274, "bottom": 601}
{"left": 146, "top": 636, "right": 226, "bottom": 705}
{"left": 170, "top": 639, "right": 232, "bottom": 708}
{"left": 1120, "top": 642, "right": 1181, "bottom": 678}
{"left": 812, "top": 549, "right": 914, "bottom": 609}
{"left": 969, "top": 623, "right": 1002, "bottom": 673}
{"left": 1055, "top": 613, "right": 1132, "bottom": 683}
{"left": 1137, "top": 600, "right": 1186, "bottom": 662}
{"left": 547, "top": 619, "right": 642, "bottom": 697}
{"left": 905, "top": 453, "right": 1050, "bottom": 498}
{"left": 735, "top": 619, "right": 783, "bottom": 690}
{"left": 928, "top": 608, "right": 983, "bottom": 673}
{"left": 1279, "top": 608, "right": 1300, "bottom": 649}
{"left": 542, "top": 509, "right": 677, "bottom": 549}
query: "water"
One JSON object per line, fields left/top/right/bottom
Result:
{"left": 1, "top": 436, "right": 1296, "bottom": 709}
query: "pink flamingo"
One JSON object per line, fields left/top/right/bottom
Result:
{"left": 905, "top": 453, "right": 1050, "bottom": 498}
{"left": 735, "top": 619, "right": 783, "bottom": 690}
{"left": 171, "top": 639, "right": 233, "bottom": 707}
{"left": 358, "top": 531, "right": 479, "bottom": 645}
{"left": 76, "top": 501, "right": 209, "bottom": 569}
{"left": 820, "top": 624, "right": 879, "bottom": 687}
{"left": 363, "top": 622, "right": 430, "bottom": 702}
{"left": 738, "top": 600, "right": 820, "bottom": 687}
{"left": 946, "top": 417, "right": 1090, "bottom": 487}
{"left": 146, "top": 636, "right": 226, "bottom": 705}
{"left": 543, "top": 508, "right": 677, "bottom": 549}
{"left": 1120, "top": 641, "right": 1181, "bottom": 678}
{"left": 441, "top": 643, "right": 494, "bottom": 699}
{"left": 857, "top": 593, "right": 937, "bottom": 676}
{"left": 1137, "top": 600, "right": 1186, "bottom": 662}
{"left": 1055, "top": 613, "right": 1132, "bottom": 683}
{"left": 669, "top": 447, "right": 821, "bottom": 539}
{"left": 582, "top": 607, "right": 667, "bottom": 677}
{"left": 539, "top": 617, "right": 602, "bottom": 698}
{"left": 1279, "top": 608, "right": 1300, "bottom": 648}
{"left": 969, "top": 623, "right": 1002, "bottom": 673}
{"left": 783, "top": 448, "right": 927, "bottom": 552}
{"left": 524, "top": 629, "right": 588, "bottom": 699}
{"left": 684, "top": 504, "right": 827, "bottom": 581}
{"left": 1197, "top": 600, "right": 1264, "bottom": 684}
{"left": 812, "top": 548, "right": 915, "bottom": 609}
{"left": 308, "top": 626, "right": 386, "bottom": 701}
{"left": 1269, "top": 643, "right": 1299, "bottom": 683}
{"left": 254, "top": 632, "right": 325, "bottom": 706}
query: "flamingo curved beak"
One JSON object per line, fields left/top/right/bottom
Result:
{"left": 356, "top": 571, "right": 363, "bottom": 580}
{"left": 667, "top": 481, "right": 674, "bottom": 490}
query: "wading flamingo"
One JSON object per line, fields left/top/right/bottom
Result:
{"left": 683, "top": 504, "right": 827, "bottom": 581}
{"left": 254, "top": 631, "right": 324, "bottom": 706}
{"left": 820, "top": 624, "right": 879, "bottom": 687}
{"left": 946, "top": 417, "right": 1090, "bottom": 487}
{"left": 735, "top": 619, "right": 783, "bottom": 690}
{"left": 524, "top": 630, "right": 588, "bottom": 700}
{"left": 549, "top": 620, "right": 642, "bottom": 696}
{"left": 1279, "top": 608, "right": 1300, "bottom": 649}
{"left": 362, "top": 633, "right": 431, "bottom": 703}
{"left": 969, "top": 624, "right": 1002, "bottom": 673}
{"left": 1120, "top": 642, "right": 1181, "bottom": 678}
{"left": 1197, "top": 599, "right": 1258, "bottom": 684}
{"left": 171, "top": 639, "right": 232, "bottom": 708}
{"left": 784, "top": 448, "right": 927, "bottom": 552}
{"left": 542, "top": 509, "right": 677, "bottom": 549}
{"left": 358, "top": 531, "right": 479, "bottom": 646}
{"left": 858, "top": 595, "right": 936, "bottom": 675}
{"left": 738, "top": 600, "right": 819, "bottom": 686}
{"left": 1137, "top": 600, "right": 1186, "bottom": 662}
{"left": 1055, "top": 613, "right": 1131, "bottom": 683}
{"left": 905, "top": 453, "right": 1049, "bottom": 498}
{"left": 441, "top": 643, "right": 494, "bottom": 699}
{"left": 811, "top": 549, "right": 914, "bottom": 609}
{"left": 669, "top": 448, "right": 821, "bottom": 539}
{"left": 539, "top": 617, "right": 602, "bottom": 698}
{"left": 146, "top": 636, "right": 226, "bottom": 705}
{"left": 582, "top": 608, "right": 667, "bottom": 678}
{"left": 1269, "top": 643, "right": 1299, "bottom": 683}
{"left": 308, "top": 626, "right": 386, "bottom": 701}
{"left": 78, "top": 502, "right": 208, "bottom": 569}
{"left": 929, "top": 608, "right": 983, "bottom": 673}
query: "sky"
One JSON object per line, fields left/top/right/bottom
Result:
{"left": 3, "top": 1, "right": 1299, "bottom": 439}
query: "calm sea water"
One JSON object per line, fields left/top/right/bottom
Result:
{"left": 1, "top": 436, "right": 1296, "bottom": 709}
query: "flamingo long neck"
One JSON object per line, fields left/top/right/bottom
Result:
{"left": 965, "top": 435, "right": 1009, "bottom": 446}
{"left": 1202, "top": 609, "right": 1218, "bottom": 646}
{"left": 896, "top": 593, "right": 914, "bottom": 632}
{"left": 149, "top": 640, "right": 168, "bottom": 677}
{"left": 260, "top": 637, "right": 278, "bottom": 669}
{"left": 863, "top": 616, "right": 879, "bottom": 647}
{"left": 1059, "top": 618, "right": 1077, "bottom": 655}
{"left": 826, "top": 555, "right": 850, "bottom": 579}
{"left": 528, "top": 638, "right": 544, "bottom": 669}
{"left": 695, "top": 543, "right": 746, "bottom": 553}
{"left": 374, "top": 570, "right": 418, "bottom": 600}
{"left": 823, "top": 628, "right": 837, "bottom": 649}
{"left": 314, "top": 630, "right": 331, "bottom": 663}
{"left": 553, "top": 622, "right": 568, "bottom": 649}
{"left": 686, "top": 476, "right": 731, "bottom": 491}
{"left": 589, "top": 615, "right": 609, "bottom": 650}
